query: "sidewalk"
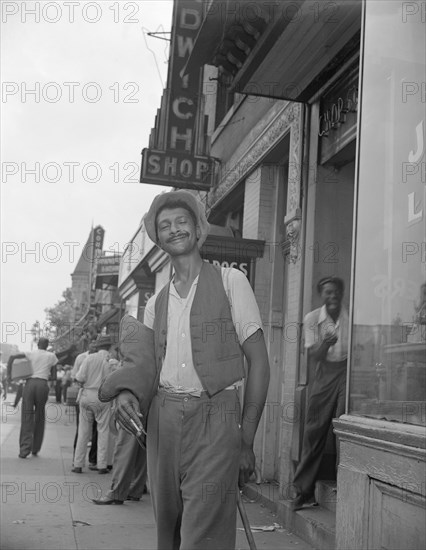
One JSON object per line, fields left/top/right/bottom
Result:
{"left": 1, "top": 394, "right": 313, "bottom": 550}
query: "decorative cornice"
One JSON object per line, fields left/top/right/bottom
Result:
{"left": 285, "top": 209, "right": 302, "bottom": 264}
{"left": 210, "top": 102, "right": 301, "bottom": 207}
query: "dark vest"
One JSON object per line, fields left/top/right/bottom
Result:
{"left": 154, "top": 262, "right": 245, "bottom": 396}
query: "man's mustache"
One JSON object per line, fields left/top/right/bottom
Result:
{"left": 167, "top": 232, "right": 189, "bottom": 243}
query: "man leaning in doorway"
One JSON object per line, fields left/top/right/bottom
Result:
{"left": 292, "top": 276, "right": 348, "bottom": 510}
{"left": 114, "top": 190, "right": 270, "bottom": 550}
{"left": 7, "top": 337, "right": 58, "bottom": 458}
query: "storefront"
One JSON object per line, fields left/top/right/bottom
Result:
{"left": 334, "top": 2, "right": 425, "bottom": 548}
{"left": 177, "top": 0, "right": 424, "bottom": 546}
{"left": 131, "top": 0, "right": 424, "bottom": 546}
{"left": 181, "top": 0, "right": 362, "bottom": 497}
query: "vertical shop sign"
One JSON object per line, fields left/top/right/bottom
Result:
{"left": 141, "top": 0, "right": 215, "bottom": 190}
{"left": 89, "top": 225, "right": 104, "bottom": 307}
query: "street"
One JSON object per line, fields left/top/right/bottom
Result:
{"left": 1, "top": 393, "right": 312, "bottom": 550}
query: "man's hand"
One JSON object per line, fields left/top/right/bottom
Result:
{"left": 114, "top": 390, "right": 144, "bottom": 437}
{"left": 324, "top": 333, "right": 338, "bottom": 346}
{"left": 239, "top": 440, "right": 255, "bottom": 488}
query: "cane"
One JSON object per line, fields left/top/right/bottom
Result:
{"left": 237, "top": 490, "right": 257, "bottom": 550}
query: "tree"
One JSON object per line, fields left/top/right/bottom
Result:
{"left": 31, "top": 320, "right": 41, "bottom": 345}
{"left": 44, "top": 288, "right": 75, "bottom": 339}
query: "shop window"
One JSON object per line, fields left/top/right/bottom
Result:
{"left": 349, "top": 2, "right": 425, "bottom": 426}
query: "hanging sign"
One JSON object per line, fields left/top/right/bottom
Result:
{"left": 319, "top": 66, "right": 359, "bottom": 164}
{"left": 141, "top": 0, "right": 215, "bottom": 190}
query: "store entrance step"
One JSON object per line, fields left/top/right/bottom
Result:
{"left": 243, "top": 482, "right": 336, "bottom": 550}
{"left": 315, "top": 480, "right": 337, "bottom": 513}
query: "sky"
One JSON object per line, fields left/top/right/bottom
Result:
{"left": 1, "top": 0, "right": 174, "bottom": 350}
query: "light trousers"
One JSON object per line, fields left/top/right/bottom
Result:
{"left": 147, "top": 388, "right": 242, "bottom": 550}
{"left": 73, "top": 389, "right": 111, "bottom": 469}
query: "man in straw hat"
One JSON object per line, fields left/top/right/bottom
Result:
{"left": 113, "top": 190, "right": 270, "bottom": 549}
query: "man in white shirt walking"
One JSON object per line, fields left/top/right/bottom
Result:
{"left": 8, "top": 337, "right": 58, "bottom": 458}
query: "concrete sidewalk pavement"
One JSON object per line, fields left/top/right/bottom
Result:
{"left": 1, "top": 394, "right": 313, "bottom": 550}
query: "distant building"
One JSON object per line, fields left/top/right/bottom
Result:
{"left": 54, "top": 225, "right": 121, "bottom": 362}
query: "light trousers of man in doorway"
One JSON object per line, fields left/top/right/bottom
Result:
{"left": 106, "top": 427, "right": 147, "bottom": 501}
{"left": 147, "top": 388, "right": 242, "bottom": 550}
{"left": 293, "top": 359, "right": 347, "bottom": 499}
{"left": 19, "top": 378, "right": 50, "bottom": 456}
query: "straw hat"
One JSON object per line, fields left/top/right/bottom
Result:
{"left": 144, "top": 190, "right": 210, "bottom": 248}
{"left": 94, "top": 335, "right": 113, "bottom": 348}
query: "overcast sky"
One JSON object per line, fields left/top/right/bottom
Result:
{"left": 1, "top": 0, "right": 173, "bottom": 350}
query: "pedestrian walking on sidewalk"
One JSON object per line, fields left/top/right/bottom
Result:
{"left": 13, "top": 380, "right": 25, "bottom": 408}
{"left": 292, "top": 276, "right": 348, "bottom": 510}
{"left": 106, "top": 190, "right": 270, "bottom": 550}
{"left": 71, "top": 342, "right": 98, "bottom": 468}
{"left": 72, "top": 335, "right": 114, "bottom": 474}
{"left": 55, "top": 366, "right": 64, "bottom": 403}
{"left": 0, "top": 355, "right": 8, "bottom": 401}
{"left": 7, "top": 337, "right": 58, "bottom": 458}
{"left": 61, "top": 365, "right": 72, "bottom": 402}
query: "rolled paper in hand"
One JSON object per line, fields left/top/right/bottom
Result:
{"left": 130, "top": 418, "right": 146, "bottom": 437}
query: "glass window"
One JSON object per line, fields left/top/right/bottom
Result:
{"left": 350, "top": 1, "right": 425, "bottom": 426}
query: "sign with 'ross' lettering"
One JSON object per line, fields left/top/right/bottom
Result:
{"left": 141, "top": 0, "right": 215, "bottom": 190}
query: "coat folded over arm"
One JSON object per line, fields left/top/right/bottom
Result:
{"left": 98, "top": 315, "right": 158, "bottom": 419}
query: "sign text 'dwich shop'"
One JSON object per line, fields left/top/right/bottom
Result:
{"left": 141, "top": 0, "right": 215, "bottom": 190}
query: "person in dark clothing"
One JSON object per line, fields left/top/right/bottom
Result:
{"left": 13, "top": 380, "right": 25, "bottom": 408}
{"left": 92, "top": 427, "right": 147, "bottom": 504}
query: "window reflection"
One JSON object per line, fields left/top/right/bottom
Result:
{"left": 350, "top": 1, "right": 425, "bottom": 426}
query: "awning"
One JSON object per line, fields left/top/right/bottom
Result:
{"left": 200, "top": 231, "right": 265, "bottom": 286}
{"left": 233, "top": 0, "right": 362, "bottom": 101}
{"left": 181, "top": 0, "right": 273, "bottom": 78}
{"left": 96, "top": 307, "right": 120, "bottom": 329}
{"left": 95, "top": 273, "right": 119, "bottom": 289}
{"left": 55, "top": 345, "right": 77, "bottom": 366}
{"left": 95, "top": 254, "right": 120, "bottom": 289}
{"left": 182, "top": 0, "right": 362, "bottom": 102}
